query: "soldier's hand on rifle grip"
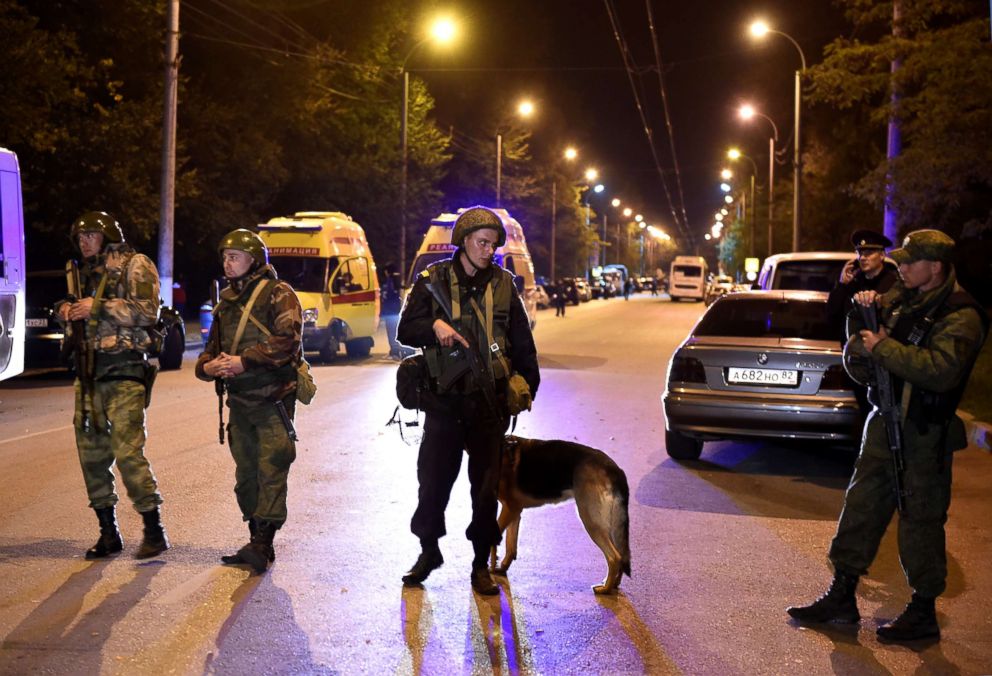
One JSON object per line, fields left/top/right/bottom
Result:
{"left": 66, "top": 297, "right": 94, "bottom": 321}
{"left": 859, "top": 327, "right": 888, "bottom": 352}
{"left": 202, "top": 357, "right": 226, "bottom": 378}
{"left": 433, "top": 319, "right": 469, "bottom": 348}
{"left": 852, "top": 290, "right": 879, "bottom": 308}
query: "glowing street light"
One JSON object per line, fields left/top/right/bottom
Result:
{"left": 551, "top": 145, "right": 580, "bottom": 282}
{"left": 611, "top": 198, "right": 621, "bottom": 208}
{"left": 721, "top": 168, "right": 733, "bottom": 180}
{"left": 738, "top": 102, "right": 781, "bottom": 257}
{"left": 748, "top": 18, "right": 807, "bottom": 251}
{"left": 725, "top": 195, "right": 734, "bottom": 204}
{"left": 564, "top": 147, "right": 578, "bottom": 160}
{"left": 497, "top": 98, "right": 537, "bottom": 206}
{"left": 623, "top": 207, "right": 633, "bottom": 218}
{"left": 585, "top": 168, "right": 599, "bottom": 182}
{"left": 593, "top": 184, "right": 605, "bottom": 193}
{"left": 715, "top": 213, "right": 724, "bottom": 221}
{"left": 400, "top": 15, "right": 459, "bottom": 279}
{"left": 720, "top": 183, "right": 732, "bottom": 193}
{"left": 721, "top": 208, "right": 729, "bottom": 216}
{"left": 727, "top": 147, "right": 742, "bottom": 161}
{"left": 634, "top": 214, "right": 643, "bottom": 222}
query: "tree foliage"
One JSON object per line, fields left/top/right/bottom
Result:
{"left": 809, "top": 0, "right": 992, "bottom": 235}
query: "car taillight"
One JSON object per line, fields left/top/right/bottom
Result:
{"left": 820, "top": 364, "right": 851, "bottom": 390}
{"left": 669, "top": 356, "right": 706, "bottom": 383}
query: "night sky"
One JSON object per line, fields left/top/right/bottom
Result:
{"left": 404, "top": 0, "right": 850, "bottom": 246}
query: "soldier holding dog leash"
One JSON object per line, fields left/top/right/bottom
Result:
{"left": 397, "top": 206, "right": 540, "bottom": 596}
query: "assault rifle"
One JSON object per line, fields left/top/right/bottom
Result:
{"left": 64, "top": 260, "right": 95, "bottom": 432}
{"left": 423, "top": 279, "right": 503, "bottom": 420}
{"left": 858, "top": 301, "right": 909, "bottom": 515}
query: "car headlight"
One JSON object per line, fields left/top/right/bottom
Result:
{"left": 302, "top": 308, "right": 318, "bottom": 325}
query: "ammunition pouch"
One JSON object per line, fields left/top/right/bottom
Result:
{"left": 505, "top": 372, "right": 532, "bottom": 415}
{"left": 396, "top": 353, "right": 452, "bottom": 415}
{"left": 296, "top": 358, "right": 317, "bottom": 405}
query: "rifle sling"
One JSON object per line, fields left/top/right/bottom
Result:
{"left": 230, "top": 280, "right": 272, "bottom": 353}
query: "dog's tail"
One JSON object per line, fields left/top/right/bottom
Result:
{"left": 612, "top": 469, "right": 632, "bottom": 578}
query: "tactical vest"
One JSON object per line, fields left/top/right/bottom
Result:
{"left": 214, "top": 274, "right": 296, "bottom": 395}
{"left": 423, "top": 261, "right": 513, "bottom": 392}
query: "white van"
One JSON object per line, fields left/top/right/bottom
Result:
{"left": 756, "top": 252, "right": 853, "bottom": 292}
{"left": 0, "top": 147, "right": 25, "bottom": 381}
{"left": 258, "top": 212, "right": 380, "bottom": 361}
{"left": 669, "top": 255, "right": 707, "bottom": 301}
{"left": 408, "top": 207, "right": 538, "bottom": 327}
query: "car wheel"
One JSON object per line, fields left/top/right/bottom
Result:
{"left": 345, "top": 337, "right": 373, "bottom": 358}
{"left": 665, "top": 429, "right": 703, "bottom": 460}
{"left": 319, "top": 336, "right": 339, "bottom": 362}
{"left": 157, "top": 325, "right": 185, "bottom": 371}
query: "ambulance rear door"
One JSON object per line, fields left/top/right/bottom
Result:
{"left": 330, "top": 255, "right": 379, "bottom": 339}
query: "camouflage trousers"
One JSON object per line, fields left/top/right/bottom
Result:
{"left": 227, "top": 396, "right": 297, "bottom": 526}
{"left": 829, "top": 412, "right": 954, "bottom": 598}
{"left": 74, "top": 378, "right": 163, "bottom": 512}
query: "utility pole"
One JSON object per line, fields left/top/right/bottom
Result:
{"left": 883, "top": 0, "right": 903, "bottom": 244}
{"left": 157, "top": 0, "right": 180, "bottom": 307}
{"left": 550, "top": 179, "right": 557, "bottom": 282}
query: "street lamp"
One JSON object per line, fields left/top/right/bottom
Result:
{"left": 496, "top": 98, "right": 535, "bottom": 207}
{"left": 749, "top": 19, "right": 807, "bottom": 251}
{"left": 400, "top": 16, "right": 457, "bottom": 282}
{"left": 739, "top": 103, "right": 780, "bottom": 257}
{"left": 727, "top": 147, "right": 758, "bottom": 257}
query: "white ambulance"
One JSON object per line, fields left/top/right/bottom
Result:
{"left": 258, "top": 212, "right": 380, "bottom": 361}
{"left": 407, "top": 207, "right": 538, "bottom": 328}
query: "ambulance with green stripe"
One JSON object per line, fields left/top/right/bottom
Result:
{"left": 258, "top": 212, "right": 379, "bottom": 361}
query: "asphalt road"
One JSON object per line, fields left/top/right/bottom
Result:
{"left": 1, "top": 294, "right": 990, "bottom": 674}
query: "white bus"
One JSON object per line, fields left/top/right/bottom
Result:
{"left": 0, "top": 147, "right": 26, "bottom": 381}
{"left": 669, "top": 255, "right": 707, "bottom": 302}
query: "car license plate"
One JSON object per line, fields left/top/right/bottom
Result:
{"left": 727, "top": 367, "right": 798, "bottom": 386}
{"left": 25, "top": 318, "right": 48, "bottom": 327}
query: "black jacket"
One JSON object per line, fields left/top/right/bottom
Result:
{"left": 398, "top": 257, "right": 540, "bottom": 399}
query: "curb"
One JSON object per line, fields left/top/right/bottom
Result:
{"left": 959, "top": 410, "right": 992, "bottom": 453}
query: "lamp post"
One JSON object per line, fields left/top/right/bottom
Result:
{"left": 738, "top": 104, "right": 780, "bottom": 257}
{"left": 550, "top": 146, "right": 578, "bottom": 281}
{"left": 400, "top": 17, "right": 456, "bottom": 283}
{"left": 749, "top": 20, "right": 807, "bottom": 252}
{"left": 496, "top": 99, "right": 535, "bottom": 207}
{"left": 727, "top": 148, "right": 758, "bottom": 257}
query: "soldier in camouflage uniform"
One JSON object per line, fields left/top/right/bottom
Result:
{"left": 196, "top": 229, "right": 303, "bottom": 574}
{"left": 56, "top": 211, "right": 169, "bottom": 560}
{"left": 788, "top": 230, "right": 988, "bottom": 642}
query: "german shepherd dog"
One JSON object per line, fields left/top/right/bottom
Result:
{"left": 491, "top": 435, "right": 632, "bottom": 594}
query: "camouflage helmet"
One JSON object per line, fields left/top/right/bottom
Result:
{"left": 218, "top": 229, "right": 268, "bottom": 267}
{"left": 70, "top": 211, "right": 124, "bottom": 248}
{"left": 451, "top": 206, "right": 506, "bottom": 249}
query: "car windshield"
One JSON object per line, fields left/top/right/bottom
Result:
{"left": 271, "top": 256, "right": 333, "bottom": 293}
{"left": 694, "top": 297, "right": 835, "bottom": 341}
{"left": 772, "top": 260, "right": 847, "bottom": 292}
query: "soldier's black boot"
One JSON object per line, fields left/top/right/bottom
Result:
{"left": 135, "top": 506, "right": 170, "bottom": 559}
{"left": 876, "top": 594, "right": 940, "bottom": 642}
{"left": 221, "top": 519, "right": 276, "bottom": 566}
{"left": 787, "top": 571, "right": 860, "bottom": 624}
{"left": 236, "top": 520, "right": 277, "bottom": 575}
{"left": 85, "top": 506, "right": 124, "bottom": 560}
{"left": 402, "top": 540, "right": 444, "bottom": 586}
{"left": 469, "top": 542, "right": 499, "bottom": 596}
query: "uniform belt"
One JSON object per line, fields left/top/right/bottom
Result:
{"left": 97, "top": 375, "right": 146, "bottom": 385}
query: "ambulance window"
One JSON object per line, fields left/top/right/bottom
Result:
{"left": 271, "top": 256, "right": 331, "bottom": 293}
{"left": 332, "top": 257, "right": 370, "bottom": 294}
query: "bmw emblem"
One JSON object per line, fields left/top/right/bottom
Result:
{"left": 757, "top": 353, "right": 768, "bottom": 365}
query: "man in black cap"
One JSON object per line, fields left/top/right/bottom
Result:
{"left": 826, "top": 230, "right": 899, "bottom": 341}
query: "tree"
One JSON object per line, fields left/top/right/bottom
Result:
{"left": 809, "top": 0, "right": 992, "bottom": 236}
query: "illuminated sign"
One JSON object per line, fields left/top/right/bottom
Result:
{"left": 270, "top": 247, "right": 321, "bottom": 256}
{"left": 426, "top": 243, "right": 456, "bottom": 252}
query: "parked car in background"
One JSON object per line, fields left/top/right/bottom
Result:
{"left": 662, "top": 290, "right": 860, "bottom": 460}
{"left": 534, "top": 284, "right": 551, "bottom": 309}
{"left": 704, "top": 274, "right": 736, "bottom": 306}
{"left": 24, "top": 270, "right": 185, "bottom": 372}
{"left": 575, "top": 278, "right": 592, "bottom": 302}
{"left": 669, "top": 255, "right": 708, "bottom": 301}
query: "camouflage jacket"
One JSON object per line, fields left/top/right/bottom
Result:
{"left": 195, "top": 265, "right": 302, "bottom": 405}
{"left": 56, "top": 244, "right": 161, "bottom": 357}
{"left": 847, "top": 269, "right": 987, "bottom": 451}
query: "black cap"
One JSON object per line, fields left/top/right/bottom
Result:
{"left": 850, "top": 229, "right": 892, "bottom": 251}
